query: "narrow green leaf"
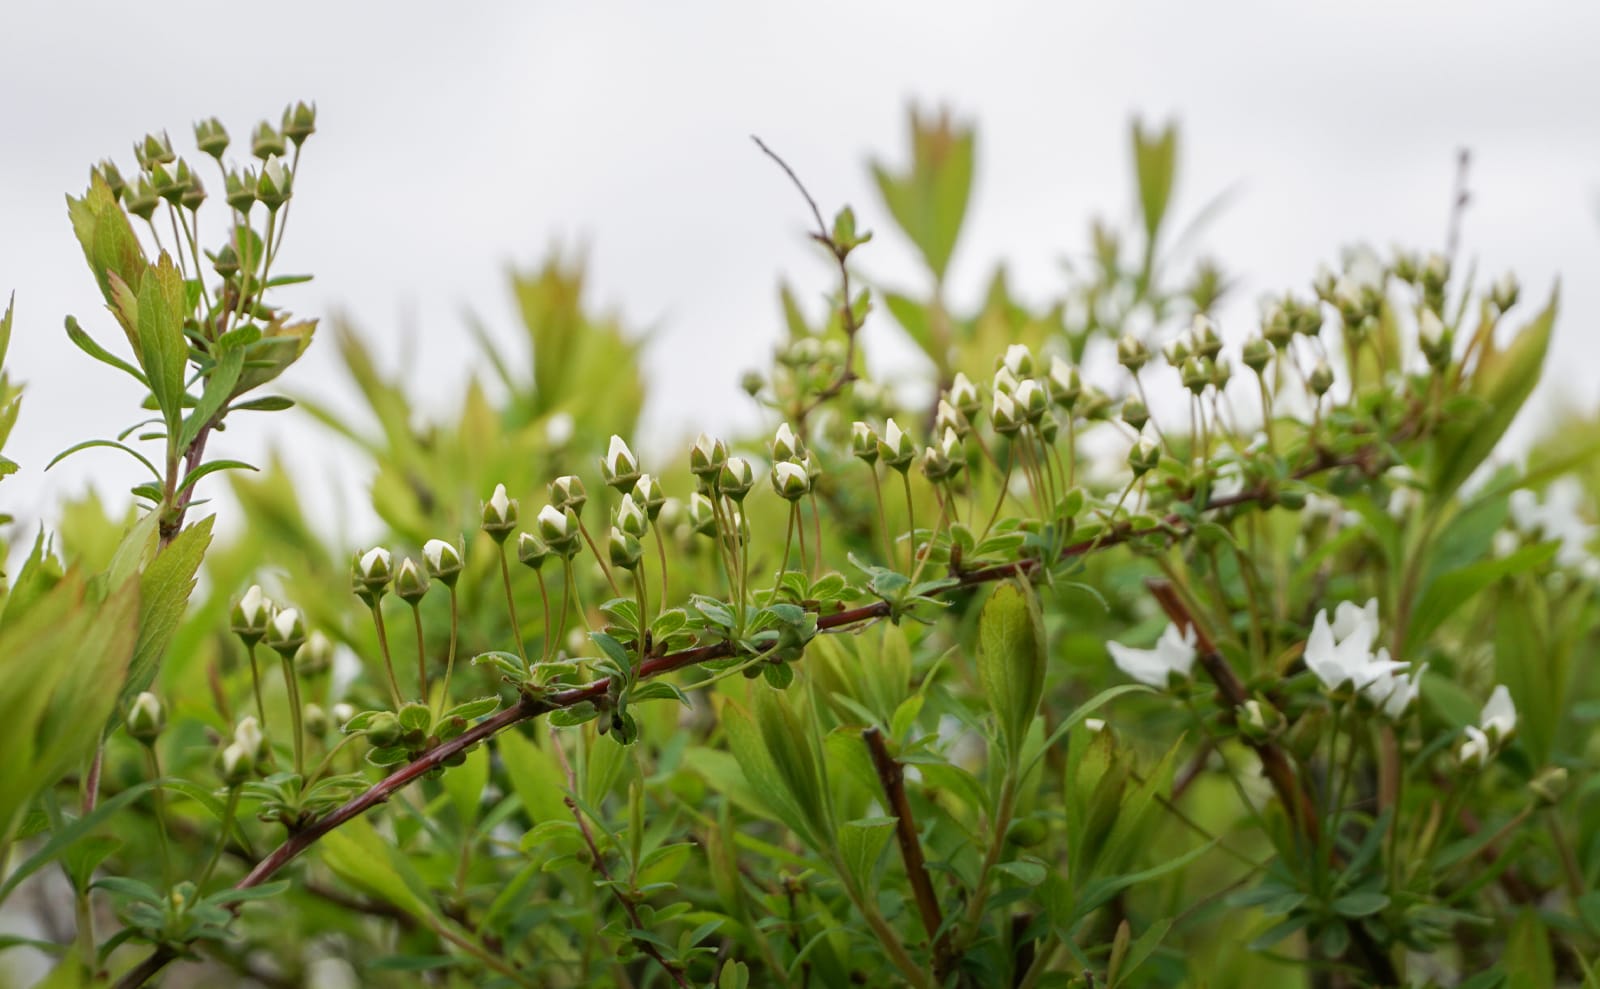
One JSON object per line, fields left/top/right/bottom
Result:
{"left": 976, "top": 581, "right": 1046, "bottom": 764}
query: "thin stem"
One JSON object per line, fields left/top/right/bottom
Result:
{"left": 869, "top": 468, "right": 894, "bottom": 564}
{"left": 198, "top": 788, "right": 241, "bottom": 889}
{"left": 304, "top": 732, "right": 362, "bottom": 789}
{"left": 497, "top": 545, "right": 529, "bottom": 666}
{"left": 863, "top": 727, "right": 952, "bottom": 978}
{"left": 440, "top": 589, "right": 460, "bottom": 712}
{"left": 577, "top": 519, "right": 623, "bottom": 597}
{"left": 652, "top": 525, "right": 670, "bottom": 623}
{"left": 245, "top": 642, "right": 267, "bottom": 727}
{"left": 278, "top": 651, "right": 305, "bottom": 777}
{"left": 370, "top": 600, "right": 403, "bottom": 710}
{"left": 144, "top": 747, "right": 172, "bottom": 887}
{"left": 411, "top": 602, "right": 428, "bottom": 702}
{"left": 957, "top": 772, "right": 1018, "bottom": 949}
{"left": 534, "top": 571, "right": 553, "bottom": 666}
{"left": 899, "top": 470, "right": 916, "bottom": 573}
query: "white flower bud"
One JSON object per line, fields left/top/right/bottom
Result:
{"left": 851, "top": 421, "right": 880, "bottom": 463}
{"left": 772, "top": 422, "right": 802, "bottom": 463}
{"left": 601, "top": 435, "right": 640, "bottom": 490}
{"left": 771, "top": 460, "right": 810, "bottom": 500}
{"left": 1002, "top": 343, "right": 1035, "bottom": 377}
{"left": 617, "top": 491, "right": 649, "bottom": 538}
{"left": 126, "top": 691, "right": 164, "bottom": 743}
{"left": 422, "top": 538, "right": 463, "bottom": 585}
{"left": 949, "top": 372, "right": 981, "bottom": 417}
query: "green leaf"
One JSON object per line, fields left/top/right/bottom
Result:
{"left": 321, "top": 816, "right": 433, "bottom": 920}
{"left": 1433, "top": 289, "right": 1557, "bottom": 499}
{"left": 180, "top": 344, "right": 245, "bottom": 448}
{"left": 66, "top": 174, "right": 147, "bottom": 342}
{"left": 976, "top": 581, "right": 1046, "bottom": 764}
{"left": 45, "top": 438, "right": 161, "bottom": 480}
{"left": 837, "top": 816, "right": 896, "bottom": 890}
{"left": 1131, "top": 119, "right": 1179, "bottom": 243}
{"left": 135, "top": 253, "right": 189, "bottom": 432}
{"left": 0, "top": 780, "right": 159, "bottom": 901}
{"left": 64, "top": 316, "right": 147, "bottom": 386}
{"left": 120, "top": 515, "right": 213, "bottom": 705}
{"left": 497, "top": 730, "right": 570, "bottom": 825}
{"left": 442, "top": 744, "right": 489, "bottom": 830}
{"left": 1505, "top": 911, "right": 1555, "bottom": 989}
{"left": 869, "top": 108, "right": 974, "bottom": 282}
{"left": 175, "top": 459, "right": 257, "bottom": 496}
{"left": 1405, "top": 542, "right": 1555, "bottom": 654}
{"left": 1331, "top": 891, "right": 1389, "bottom": 917}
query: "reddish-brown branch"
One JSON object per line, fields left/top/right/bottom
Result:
{"left": 862, "top": 727, "right": 953, "bottom": 977}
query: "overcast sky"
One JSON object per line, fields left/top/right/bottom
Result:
{"left": 3, "top": 1, "right": 1598, "bottom": 542}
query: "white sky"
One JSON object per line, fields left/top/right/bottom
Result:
{"left": 3, "top": 0, "right": 1598, "bottom": 542}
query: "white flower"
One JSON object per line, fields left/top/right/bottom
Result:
{"left": 992, "top": 389, "right": 1019, "bottom": 428}
{"left": 1507, "top": 480, "right": 1596, "bottom": 570}
{"left": 1304, "top": 599, "right": 1406, "bottom": 691}
{"left": 1481, "top": 684, "right": 1517, "bottom": 741}
{"left": 1458, "top": 726, "right": 1490, "bottom": 768}
{"left": 1108, "top": 622, "right": 1198, "bottom": 688}
{"left": 1363, "top": 660, "right": 1426, "bottom": 719}
{"left": 271, "top": 607, "right": 302, "bottom": 642}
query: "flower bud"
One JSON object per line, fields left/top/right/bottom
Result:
{"left": 1418, "top": 309, "right": 1452, "bottom": 369}
{"left": 364, "top": 711, "right": 402, "bottom": 747}
{"left": 1121, "top": 397, "right": 1149, "bottom": 432}
{"left": 690, "top": 433, "right": 728, "bottom": 480}
{"left": 1210, "top": 357, "right": 1233, "bottom": 390}
{"left": 717, "top": 456, "right": 755, "bottom": 501}
{"left": 124, "top": 175, "right": 160, "bottom": 221}
{"left": 1490, "top": 272, "right": 1520, "bottom": 312}
{"left": 1180, "top": 358, "right": 1208, "bottom": 394}
{"left": 851, "top": 421, "right": 880, "bottom": 463}
{"left": 1241, "top": 336, "right": 1272, "bottom": 373}
{"left": 304, "top": 702, "right": 329, "bottom": 738}
{"left": 296, "top": 630, "right": 334, "bottom": 678}
{"left": 179, "top": 167, "right": 206, "bottom": 212}
{"left": 251, "top": 121, "right": 287, "bottom": 160}
{"left": 481, "top": 484, "right": 519, "bottom": 542}
{"left": 134, "top": 131, "right": 175, "bottom": 169}
{"left": 600, "top": 435, "right": 640, "bottom": 492}
{"left": 1038, "top": 409, "right": 1060, "bottom": 443}
{"left": 1116, "top": 334, "right": 1150, "bottom": 372}
{"left": 537, "top": 504, "right": 581, "bottom": 557}
{"left": 223, "top": 167, "right": 256, "bottom": 213}
{"left": 394, "top": 558, "right": 430, "bottom": 604}
{"left": 633, "top": 474, "right": 666, "bottom": 519}
{"left": 232, "top": 584, "right": 274, "bottom": 646}
{"left": 517, "top": 531, "right": 551, "bottom": 570}
{"left": 992, "top": 366, "right": 1019, "bottom": 397}
{"left": 771, "top": 460, "right": 809, "bottom": 500}
{"left": 1128, "top": 438, "right": 1160, "bottom": 477}
{"left": 1163, "top": 334, "right": 1193, "bottom": 366}
{"left": 877, "top": 419, "right": 915, "bottom": 472}
{"left": 740, "top": 369, "right": 764, "bottom": 397}
{"left": 353, "top": 546, "right": 393, "bottom": 605}
{"left": 770, "top": 422, "right": 803, "bottom": 463}
{"left": 1015, "top": 379, "right": 1048, "bottom": 424}
{"left": 1528, "top": 766, "right": 1568, "bottom": 807}
{"left": 282, "top": 101, "right": 317, "bottom": 145}
{"left": 331, "top": 702, "right": 356, "bottom": 728}
{"left": 256, "top": 155, "right": 292, "bottom": 210}
{"left": 1047, "top": 357, "right": 1080, "bottom": 411}
{"left": 94, "top": 160, "right": 126, "bottom": 201}
{"left": 193, "top": 117, "right": 229, "bottom": 160}
{"left": 617, "top": 491, "right": 650, "bottom": 538}
{"left": 1192, "top": 315, "right": 1223, "bottom": 360}
{"left": 1001, "top": 343, "right": 1035, "bottom": 378}
{"left": 537, "top": 478, "right": 584, "bottom": 522}
{"left": 608, "top": 526, "right": 643, "bottom": 570}
{"left": 234, "top": 716, "right": 270, "bottom": 762}
{"left": 950, "top": 372, "right": 982, "bottom": 418}
{"left": 126, "top": 692, "right": 165, "bottom": 744}
{"left": 921, "top": 443, "right": 956, "bottom": 482}
{"left": 266, "top": 607, "right": 307, "bottom": 656}
{"left": 1309, "top": 361, "right": 1334, "bottom": 397}
{"left": 217, "top": 742, "right": 253, "bottom": 785}
{"left": 1421, "top": 251, "right": 1450, "bottom": 293}
{"left": 688, "top": 492, "right": 718, "bottom": 537}
{"left": 422, "top": 538, "right": 463, "bottom": 587}
{"left": 1078, "top": 385, "right": 1114, "bottom": 421}
{"left": 992, "top": 389, "right": 1022, "bottom": 436}
{"left": 935, "top": 399, "right": 969, "bottom": 440}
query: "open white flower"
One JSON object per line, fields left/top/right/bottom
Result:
{"left": 1108, "top": 623, "right": 1198, "bottom": 688}
{"left": 1458, "top": 725, "right": 1491, "bottom": 768}
{"left": 1305, "top": 599, "right": 1406, "bottom": 691}
{"left": 1363, "top": 660, "right": 1426, "bottom": 719}
{"left": 1508, "top": 479, "right": 1596, "bottom": 571}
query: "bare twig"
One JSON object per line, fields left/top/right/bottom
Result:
{"left": 751, "top": 136, "right": 862, "bottom": 429}
{"left": 1444, "top": 147, "right": 1471, "bottom": 263}
{"left": 862, "top": 727, "right": 952, "bottom": 977}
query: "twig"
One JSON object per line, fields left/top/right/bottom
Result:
{"left": 751, "top": 136, "right": 862, "bottom": 429}
{"left": 1444, "top": 148, "right": 1471, "bottom": 263}
{"left": 862, "top": 727, "right": 953, "bottom": 977}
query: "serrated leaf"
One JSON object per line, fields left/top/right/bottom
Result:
{"left": 135, "top": 253, "right": 189, "bottom": 431}
{"left": 120, "top": 515, "right": 212, "bottom": 705}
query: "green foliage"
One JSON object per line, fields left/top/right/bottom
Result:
{"left": 1, "top": 103, "right": 1598, "bottom": 989}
